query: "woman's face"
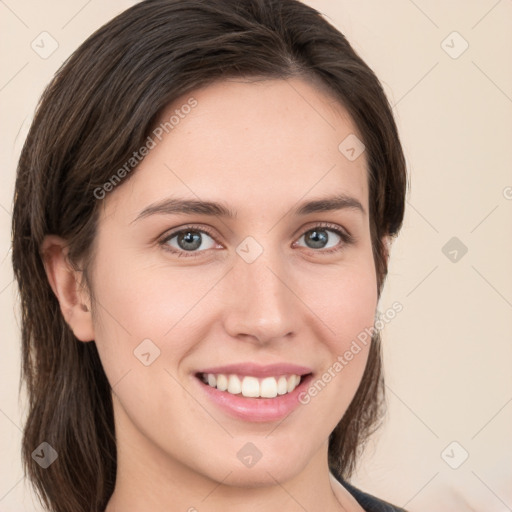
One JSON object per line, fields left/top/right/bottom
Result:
{"left": 87, "top": 78, "right": 378, "bottom": 487}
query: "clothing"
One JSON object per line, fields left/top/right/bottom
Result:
{"left": 340, "top": 478, "right": 408, "bottom": 512}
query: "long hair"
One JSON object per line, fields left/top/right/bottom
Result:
{"left": 11, "top": 1, "right": 407, "bottom": 510}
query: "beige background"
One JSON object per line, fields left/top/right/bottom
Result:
{"left": 1, "top": 1, "right": 511, "bottom": 510}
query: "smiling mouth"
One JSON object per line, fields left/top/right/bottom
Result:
{"left": 196, "top": 372, "right": 313, "bottom": 399}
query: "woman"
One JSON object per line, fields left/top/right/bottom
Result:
{"left": 12, "top": 1, "right": 407, "bottom": 510}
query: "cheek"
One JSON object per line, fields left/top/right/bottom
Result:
{"left": 295, "top": 259, "right": 377, "bottom": 428}
{"left": 303, "top": 253, "right": 377, "bottom": 381}
{"left": 331, "top": 270, "right": 377, "bottom": 343}
{"left": 91, "top": 266, "right": 186, "bottom": 346}
{"left": 87, "top": 244, "right": 230, "bottom": 395}
{"left": 308, "top": 254, "right": 378, "bottom": 351}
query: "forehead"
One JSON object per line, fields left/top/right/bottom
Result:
{"left": 103, "top": 77, "right": 369, "bottom": 222}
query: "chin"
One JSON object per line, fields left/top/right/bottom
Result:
{"left": 222, "top": 466, "right": 297, "bottom": 488}
{"left": 209, "top": 450, "right": 308, "bottom": 488}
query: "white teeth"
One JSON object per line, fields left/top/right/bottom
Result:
{"left": 287, "top": 375, "right": 297, "bottom": 393}
{"left": 241, "top": 376, "right": 260, "bottom": 397}
{"left": 216, "top": 374, "right": 228, "bottom": 391}
{"left": 227, "top": 375, "right": 242, "bottom": 394}
{"left": 202, "top": 373, "right": 304, "bottom": 398}
{"left": 277, "top": 376, "right": 288, "bottom": 395}
{"left": 260, "top": 377, "right": 278, "bottom": 398}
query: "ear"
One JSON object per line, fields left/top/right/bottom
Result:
{"left": 40, "top": 235, "right": 95, "bottom": 342}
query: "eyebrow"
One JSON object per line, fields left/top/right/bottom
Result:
{"left": 131, "top": 193, "right": 365, "bottom": 224}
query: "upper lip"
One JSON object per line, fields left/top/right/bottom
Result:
{"left": 196, "top": 363, "right": 313, "bottom": 378}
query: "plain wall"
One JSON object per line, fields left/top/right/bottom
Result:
{"left": 1, "top": 1, "right": 511, "bottom": 510}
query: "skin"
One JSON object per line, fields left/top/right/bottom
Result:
{"left": 42, "top": 77, "right": 386, "bottom": 511}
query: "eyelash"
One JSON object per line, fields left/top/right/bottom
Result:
{"left": 159, "top": 222, "right": 354, "bottom": 258}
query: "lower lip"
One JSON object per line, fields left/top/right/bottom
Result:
{"left": 195, "top": 374, "right": 313, "bottom": 423}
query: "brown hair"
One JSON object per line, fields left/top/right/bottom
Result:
{"left": 11, "top": 1, "right": 407, "bottom": 510}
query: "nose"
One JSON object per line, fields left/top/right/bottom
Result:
{"left": 222, "top": 246, "right": 300, "bottom": 345}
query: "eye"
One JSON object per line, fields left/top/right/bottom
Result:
{"left": 159, "top": 222, "right": 353, "bottom": 259}
{"left": 294, "top": 223, "right": 353, "bottom": 254}
{"left": 160, "top": 226, "right": 218, "bottom": 257}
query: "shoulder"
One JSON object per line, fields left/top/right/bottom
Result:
{"left": 337, "top": 477, "right": 408, "bottom": 512}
